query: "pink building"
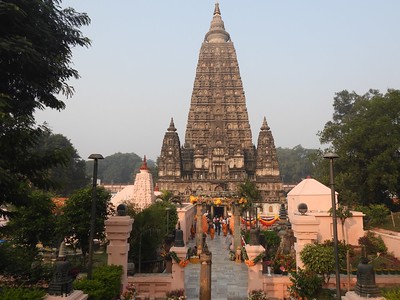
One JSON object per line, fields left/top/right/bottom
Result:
{"left": 287, "top": 177, "right": 364, "bottom": 245}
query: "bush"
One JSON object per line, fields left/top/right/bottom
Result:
{"left": 74, "top": 265, "right": 123, "bottom": 300}
{"left": 358, "top": 231, "right": 387, "bottom": 255}
{"left": 248, "top": 289, "right": 268, "bottom": 300}
{"left": 382, "top": 287, "right": 400, "bottom": 300}
{"left": 288, "top": 268, "right": 324, "bottom": 300}
{"left": 0, "top": 287, "right": 46, "bottom": 300}
{"left": 356, "top": 204, "right": 390, "bottom": 228}
{"left": 166, "top": 289, "right": 186, "bottom": 299}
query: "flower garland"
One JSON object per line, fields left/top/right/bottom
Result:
{"left": 242, "top": 247, "right": 265, "bottom": 267}
{"left": 170, "top": 251, "right": 190, "bottom": 268}
{"left": 189, "top": 195, "right": 247, "bottom": 207}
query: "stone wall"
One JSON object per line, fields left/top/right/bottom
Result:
{"left": 128, "top": 274, "right": 173, "bottom": 299}
{"left": 261, "top": 274, "right": 400, "bottom": 299}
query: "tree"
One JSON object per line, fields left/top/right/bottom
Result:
{"left": 127, "top": 202, "right": 178, "bottom": 263}
{"left": 318, "top": 89, "right": 400, "bottom": 209}
{"left": 288, "top": 268, "right": 324, "bottom": 300}
{"left": 237, "top": 179, "right": 260, "bottom": 228}
{"left": 329, "top": 204, "right": 353, "bottom": 244}
{"left": 37, "top": 132, "right": 89, "bottom": 196}
{"left": 300, "top": 243, "right": 336, "bottom": 284}
{"left": 85, "top": 152, "right": 157, "bottom": 184}
{"left": 300, "top": 241, "right": 348, "bottom": 284}
{"left": 1, "top": 190, "right": 57, "bottom": 249}
{"left": 0, "top": 0, "right": 91, "bottom": 210}
{"left": 58, "top": 186, "right": 113, "bottom": 265}
{"left": 276, "top": 145, "right": 319, "bottom": 184}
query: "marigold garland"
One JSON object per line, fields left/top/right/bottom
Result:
{"left": 244, "top": 249, "right": 265, "bottom": 267}
{"left": 170, "top": 251, "right": 190, "bottom": 268}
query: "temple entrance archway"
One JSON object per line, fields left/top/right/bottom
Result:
{"left": 214, "top": 206, "right": 224, "bottom": 217}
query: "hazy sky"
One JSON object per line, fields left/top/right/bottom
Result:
{"left": 35, "top": 1, "right": 400, "bottom": 161}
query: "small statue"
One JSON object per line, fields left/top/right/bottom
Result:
{"left": 235, "top": 246, "right": 242, "bottom": 263}
{"left": 48, "top": 241, "right": 73, "bottom": 296}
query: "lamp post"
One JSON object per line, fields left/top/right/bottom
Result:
{"left": 324, "top": 152, "right": 340, "bottom": 299}
{"left": 87, "top": 153, "right": 104, "bottom": 280}
{"left": 165, "top": 207, "right": 171, "bottom": 235}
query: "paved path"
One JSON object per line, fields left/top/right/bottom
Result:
{"left": 185, "top": 234, "right": 248, "bottom": 300}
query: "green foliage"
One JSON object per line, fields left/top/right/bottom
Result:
{"left": 74, "top": 265, "right": 123, "bottom": 300}
{"left": 0, "top": 287, "right": 46, "bottom": 300}
{"left": 318, "top": 89, "right": 400, "bottom": 208}
{"left": 2, "top": 190, "right": 57, "bottom": 249}
{"left": 237, "top": 180, "right": 261, "bottom": 219}
{"left": 358, "top": 231, "right": 387, "bottom": 255}
{"left": 57, "top": 187, "right": 113, "bottom": 264}
{"left": 356, "top": 204, "right": 390, "bottom": 228}
{"left": 382, "top": 287, "right": 400, "bottom": 300}
{"left": 300, "top": 243, "right": 342, "bottom": 283}
{"left": 0, "top": 242, "right": 36, "bottom": 279}
{"left": 86, "top": 152, "right": 157, "bottom": 184}
{"left": 272, "top": 253, "right": 296, "bottom": 273}
{"left": 166, "top": 289, "right": 185, "bottom": 299}
{"left": 276, "top": 145, "right": 319, "bottom": 184}
{"left": 128, "top": 202, "right": 178, "bottom": 262}
{"left": 247, "top": 289, "right": 268, "bottom": 300}
{"left": 37, "top": 133, "right": 89, "bottom": 196}
{"left": 0, "top": 0, "right": 91, "bottom": 209}
{"left": 260, "top": 230, "right": 280, "bottom": 260}
{"left": 379, "top": 211, "right": 400, "bottom": 233}
{"left": 288, "top": 268, "right": 324, "bottom": 300}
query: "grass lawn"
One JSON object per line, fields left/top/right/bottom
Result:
{"left": 378, "top": 211, "right": 400, "bottom": 232}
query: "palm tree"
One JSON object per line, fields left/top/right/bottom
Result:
{"left": 237, "top": 180, "right": 261, "bottom": 230}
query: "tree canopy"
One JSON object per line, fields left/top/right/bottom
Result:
{"left": 319, "top": 89, "right": 400, "bottom": 209}
{"left": 0, "top": 0, "right": 91, "bottom": 209}
{"left": 57, "top": 186, "right": 113, "bottom": 264}
{"left": 276, "top": 145, "right": 319, "bottom": 184}
{"left": 37, "top": 132, "right": 89, "bottom": 196}
{"left": 86, "top": 152, "right": 157, "bottom": 184}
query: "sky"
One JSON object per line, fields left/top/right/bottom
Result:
{"left": 35, "top": 1, "right": 400, "bottom": 161}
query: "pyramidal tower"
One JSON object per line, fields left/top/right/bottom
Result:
{"left": 157, "top": 3, "right": 283, "bottom": 203}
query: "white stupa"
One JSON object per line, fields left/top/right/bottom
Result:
{"left": 111, "top": 156, "right": 155, "bottom": 211}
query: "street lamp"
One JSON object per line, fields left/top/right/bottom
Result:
{"left": 87, "top": 153, "right": 104, "bottom": 280}
{"left": 324, "top": 152, "right": 340, "bottom": 299}
{"left": 165, "top": 207, "right": 171, "bottom": 235}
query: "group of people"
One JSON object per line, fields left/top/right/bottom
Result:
{"left": 190, "top": 214, "right": 232, "bottom": 240}
{"left": 207, "top": 215, "right": 230, "bottom": 239}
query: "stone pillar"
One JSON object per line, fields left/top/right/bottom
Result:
{"left": 105, "top": 215, "right": 134, "bottom": 292}
{"left": 199, "top": 251, "right": 212, "bottom": 300}
{"left": 233, "top": 205, "right": 241, "bottom": 251}
{"left": 170, "top": 245, "right": 188, "bottom": 291}
{"left": 196, "top": 203, "right": 203, "bottom": 254}
{"left": 245, "top": 245, "right": 265, "bottom": 293}
{"left": 290, "top": 215, "right": 319, "bottom": 269}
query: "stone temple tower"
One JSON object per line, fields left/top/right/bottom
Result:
{"left": 157, "top": 3, "right": 283, "bottom": 203}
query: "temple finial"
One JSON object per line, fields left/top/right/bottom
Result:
{"left": 260, "top": 116, "right": 270, "bottom": 131}
{"left": 214, "top": 1, "right": 221, "bottom": 16}
{"left": 167, "top": 117, "right": 177, "bottom": 132}
{"left": 140, "top": 155, "right": 148, "bottom": 170}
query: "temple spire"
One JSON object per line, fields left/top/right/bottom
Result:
{"left": 205, "top": 1, "right": 230, "bottom": 43}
